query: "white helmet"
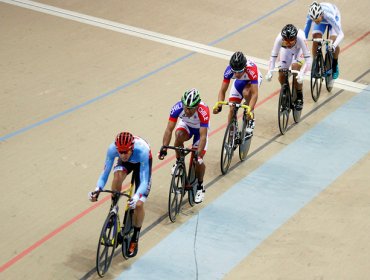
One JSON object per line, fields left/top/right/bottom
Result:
{"left": 308, "top": 1, "right": 323, "bottom": 20}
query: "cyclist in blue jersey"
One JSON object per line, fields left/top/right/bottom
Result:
{"left": 304, "top": 1, "right": 344, "bottom": 79}
{"left": 88, "top": 131, "right": 152, "bottom": 258}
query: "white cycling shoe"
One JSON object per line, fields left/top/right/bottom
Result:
{"left": 194, "top": 189, "right": 205, "bottom": 204}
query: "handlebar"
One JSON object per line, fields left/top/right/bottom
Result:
{"left": 98, "top": 189, "right": 131, "bottom": 199}
{"left": 213, "top": 101, "right": 252, "bottom": 117}
{"left": 163, "top": 145, "right": 195, "bottom": 153}
{"left": 269, "top": 69, "right": 300, "bottom": 75}
{"left": 308, "top": 38, "right": 333, "bottom": 45}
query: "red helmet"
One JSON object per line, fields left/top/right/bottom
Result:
{"left": 115, "top": 132, "right": 134, "bottom": 152}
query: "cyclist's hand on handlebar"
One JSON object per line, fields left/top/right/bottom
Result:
{"left": 265, "top": 71, "right": 273, "bottom": 82}
{"left": 88, "top": 188, "right": 101, "bottom": 202}
{"left": 328, "top": 44, "right": 336, "bottom": 52}
{"left": 129, "top": 194, "right": 140, "bottom": 209}
{"left": 213, "top": 105, "right": 222, "bottom": 114}
{"left": 158, "top": 146, "right": 167, "bottom": 160}
{"left": 193, "top": 150, "right": 204, "bottom": 165}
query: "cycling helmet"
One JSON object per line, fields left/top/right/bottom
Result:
{"left": 281, "top": 24, "right": 298, "bottom": 40}
{"left": 308, "top": 1, "right": 323, "bottom": 20}
{"left": 229, "top": 51, "right": 247, "bottom": 72}
{"left": 181, "top": 88, "right": 201, "bottom": 108}
{"left": 115, "top": 132, "right": 134, "bottom": 152}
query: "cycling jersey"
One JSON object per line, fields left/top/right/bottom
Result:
{"left": 96, "top": 136, "right": 152, "bottom": 199}
{"left": 169, "top": 101, "right": 210, "bottom": 150}
{"left": 223, "top": 59, "right": 260, "bottom": 85}
{"left": 304, "top": 2, "right": 344, "bottom": 49}
{"left": 268, "top": 29, "right": 312, "bottom": 75}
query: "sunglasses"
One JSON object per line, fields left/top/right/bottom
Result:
{"left": 118, "top": 150, "right": 131, "bottom": 155}
{"left": 231, "top": 68, "right": 244, "bottom": 73}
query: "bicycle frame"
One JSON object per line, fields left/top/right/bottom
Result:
{"left": 213, "top": 101, "right": 253, "bottom": 174}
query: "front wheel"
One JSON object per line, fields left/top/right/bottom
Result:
{"left": 310, "top": 56, "right": 323, "bottom": 102}
{"left": 96, "top": 211, "right": 119, "bottom": 277}
{"left": 220, "top": 121, "right": 237, "bottom": 174}
{"left": 324, "top": 51, "right": 334, "bottom": 92}
{"left": 239, "top": 115, "right": 252, "bottom": 161}
{"left": 168, "top": 163, "right": 186, "bottom": 222}
{"left": 278, "top": 85, "right": 291, "bottom": 135}
{"left": 187, "top": 159, "right": 197, "bottom": 207}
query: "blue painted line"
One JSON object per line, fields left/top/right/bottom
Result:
{"left": 116, "top": 87, "right": 370, "bottom": 280}
{"left": 0, "top": 0, "right": 295, "bottom": 142}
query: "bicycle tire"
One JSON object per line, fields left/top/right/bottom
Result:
{"left": 291, "top": 78, "right": 302, "bottom": 123}
{"left": 187, "top": 159, "right": 197, "bottom": 207}
{"left": 324, "top": 51, "right": 334, "bottom": 92}
{"left": 239, "top": 113, "right": 252, "bottom": 161}
{"left": 220, "top": 121, "right": 237, "bottom": 174}
{"left": 310, "top": 56, "right": 323, "bottom": 102}
{"left": 278, "top": 85, "right": 291, "bottom": 135}
{"left": 96, "top": 211, "right": 119, "bottom": 277}
{"left": 121, "top": 208, "right": 134, "bottom": 260}
{"left": 168, "top": 163, "right": 186, "bottom": 222}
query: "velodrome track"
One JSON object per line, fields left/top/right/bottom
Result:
{"left": 1, "top": 1, "right": 369, "bottom": 279}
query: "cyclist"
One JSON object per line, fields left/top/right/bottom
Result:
{"left": 265, "top": 24, "right": 312, "bottom": 110}
{"left": 158, "top": 88, "right": 210, "bottom": 204}
{"left": 304, "top": 1, "right": 344, "bottom": 79}
{"left": 88, "top": 131, "right": 152, "bottom": 258}
{"left": 213, "top": 51, "right": 261, "bottom": 135}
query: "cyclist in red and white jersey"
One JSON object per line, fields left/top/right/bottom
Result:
{"left": 158, "top": 88, "right": 210, "bottom": 204}
{"left": 213, "top": 51, "right": 262, "bottom": 135}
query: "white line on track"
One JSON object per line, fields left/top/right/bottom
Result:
{"left": 2, "top": 0, "right": 368, "bottom": 93}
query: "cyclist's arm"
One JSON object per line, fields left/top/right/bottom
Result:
{"left": 135, "top": 149, "right": 151, "bottom": 198}
{"left": 303, "top": 16, "right": 312, "bottom": 39}
{"left": 198, "top": 127, "right": 207, "bottom": 156}
{"left": 96, "top": 143, "right": 117, "bottom": 190}
{"left": 298, "top": 31, "right": 312, "bottom": 75}
{"left": 244, "top": 83, "right": 258, "bottom": 112}
{"left": 162, "top": 120, "right": 176, "bottom": 147}
{"left": 217, "top": 80, "right": 229, "bottom": 102}
{"left": 326, "top": 15, "right": 344, "bottom": 48}
{"left": 268, "top": 34, "right": 281, "bottom": 71}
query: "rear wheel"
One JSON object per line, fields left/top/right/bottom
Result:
{"left": 324, "top": 51, "right": 334, "bottom": 92}
{"left": 121, "top": 209, "right": 134, "bottom": 260}
{"left": 278, "top": 85, "right": 291, "bottom": 135}
{"left": 96, "top": 211, "right": 118, "bottom": 277}
{"left": 239, "top": 114, "right": 252, "bottom": 161}
{"left": 168, "top": 164, "right": 186, "bottom": 222}
{"left": 221, "top": 121, "right": 237, "bottom": 174}
{"left": 310, "top": 56, "right": 323, "bottom": 102}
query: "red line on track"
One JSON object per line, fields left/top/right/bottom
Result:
{"left": 1, "top": 30, "right": 368, "bottom": 274}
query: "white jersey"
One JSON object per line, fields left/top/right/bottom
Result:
{"left": 268, "top": 29, "right": 312, "bottom": 75}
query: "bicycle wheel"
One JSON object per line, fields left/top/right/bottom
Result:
{"left": 239, "top": 114, "right": 252, "bottom": 161}
{"left": 310, "top": 56, "right": 323, "bottom": 102}
{"left": 324, "top": 51, "right": 334, "bottom": 92}
{"left": 220, "top": 121, "right": 237, "bottom": 174}
{"left": 291, "top": 78, "right": 302, "bottom": 123}
{"left": 168, "top": 163, "right": 186, "bottom": 222}
{"left": 187, "top": 159, "right": 197, "bottom": 207}
{"left": 278, "top": 85, "right": 291, "bottom": 135}
{"left": 121, "top": 208, "right": 134, "bottom": 260}
{"left": 96, "top": 211, "right": 119, "bottom": 277}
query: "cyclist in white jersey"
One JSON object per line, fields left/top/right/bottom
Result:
{"left": 266, "top": 24, "right": 312, "bottom": 110}
{"left": 158, "top": 88, "right": 210, "bottom": 204}
{"left": 304, "top": 1, "right": 344, "bottom": 79}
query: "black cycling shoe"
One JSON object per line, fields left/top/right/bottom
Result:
{"left": 294, "top": 99, "right": 303, "bottom": 111}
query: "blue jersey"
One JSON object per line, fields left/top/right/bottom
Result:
{"left": 96, "top": 137, "right": 152, "bottom": 198}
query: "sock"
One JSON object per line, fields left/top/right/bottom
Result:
{"left": 197, "top": 181, "right": 203, "bottom": 191}
{"left": 332, "top": 58, "right": 338, "bottom": 71}
{"left": 296, "top": 90, "right": 303, "bottom": 101}
{"left": 132, "top": 226, "right": 141, "bottom": 242}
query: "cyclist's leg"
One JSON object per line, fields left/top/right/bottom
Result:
{"left": 192, "top": 133, "right": 207, "bottom": 203}
{"left": 278, "top": 47, "right": 293, "bottom": 85}
{"left": 329, "top": 29, "right": 340, "bottom": 78}
{"left": 173, "top": 120, "right": 191, "bottom": 158}
{"left": 228, "top": 80, "right": 244, "bottom": 123}
{"left": 129, "top": 160, "right": 152, "bottom": 257}
{"left": 312, "top": 23, "right": 326, "bottom": 54}
{"left": 292, "top": 49, "right": 304, "bottom": 108}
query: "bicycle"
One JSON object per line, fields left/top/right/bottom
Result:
{"left": 309, "top": 37, "right": 334, "bottom": 102}
{"left": 95, "top": 175, "right": 135, "bottom": 277}
{"left": 164, "top": 145, "right": 198, "bottom": 223}
{"left": 213, "top": 101, "right": 253, "bottom": 175}
{"left": 270, "top": 69, "right": 302, "bottom": 135}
